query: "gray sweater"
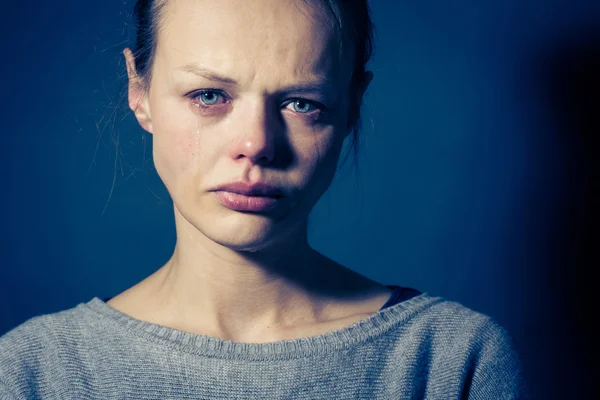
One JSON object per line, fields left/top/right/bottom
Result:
{"left": 0, "top": 293, "right": 526, "bottom": 399}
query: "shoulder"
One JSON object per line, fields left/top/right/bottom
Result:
{"left": 0, "top": 302, "right": 90, "bottom": 351}
{"left": 391, "top": 293, "right": 507, "bottom": 333}
{"left": 396, "top": 294, "right": 515, "bottom": 343}
{"left": 0, "top": 302, "right": 94, "bottom": 399}
{"left": 395, "top": 294, "right": 527, "bottom": 399}
{"left": 403, "top": 294, "right": 521, "bottom": 362}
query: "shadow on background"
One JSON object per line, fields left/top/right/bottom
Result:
{"left": 527, "top": 28, "right": 599, "bottom": 397}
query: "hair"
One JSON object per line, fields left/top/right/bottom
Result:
{"left": 130, "top": 0, "right": 375, "bottom": 178}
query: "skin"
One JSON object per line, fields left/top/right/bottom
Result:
{"left": 109, "top": 0, "right": 391, "bottom": 343}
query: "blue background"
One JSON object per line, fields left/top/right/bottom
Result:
{"left": 1, "top": 1, "right": 598, "bottom": 398}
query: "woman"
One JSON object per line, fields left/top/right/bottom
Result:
{"left": 0, "top": 0, "right": 526, "bottom": 398}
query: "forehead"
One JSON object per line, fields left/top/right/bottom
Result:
{"left": 154, "top": 0, "right": 343, "bottom": 88}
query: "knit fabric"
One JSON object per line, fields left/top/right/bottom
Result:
{"left": 0, "top": 292, "right": 526, "bottom": 399}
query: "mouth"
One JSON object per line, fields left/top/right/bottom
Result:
{"left": 214, "top": 191, "right": 283, "bottom": 212}
{"left": 250, "top": 194, "right": 284, "bottom": 198}
{"left": 224, "top": 191, "right": 284, "bottom": 199}
{"left": 212, "top": 181, "right": 284, "bottom": 198}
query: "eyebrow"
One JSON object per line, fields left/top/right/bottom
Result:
{"left": 179, "top": 64, "right": 238, "bottom": 85}
{"left": 178, "top": 63, "right": 334, "bottom": 94}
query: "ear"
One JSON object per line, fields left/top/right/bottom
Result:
{"left": 124, "top": 48, "right": 153, "bottom": 134}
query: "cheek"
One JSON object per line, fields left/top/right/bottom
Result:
{"left": 150, "top": 107, "right": 206, "bottom": 193}
{"left": 293, "top": 126, "right": 345, "bottom": 194}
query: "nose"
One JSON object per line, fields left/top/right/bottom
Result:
{"left": 228, "top": 99, "right": 280, "bottom": 165}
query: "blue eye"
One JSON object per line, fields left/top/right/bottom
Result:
{"left": 188, "top": 89, "right": 230, "bottom": 114}
{"left": 190, "top": 90, "right": 228, "bottom": 106}
{"left": 197, "top": 90, "right": 221, "bottom": 105}
{"left": 291, "top": 100, "right": 316, "bottom": 113}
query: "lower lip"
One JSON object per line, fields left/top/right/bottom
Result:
{"left": 214, "top": 191, "right": 282, "bottom": 212}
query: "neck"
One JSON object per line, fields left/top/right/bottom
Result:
{"left": 142, "top": 206, "right": 336, "bottom": 338}
{"left": 110, "top": 204, "right": 387, "bottom": 342}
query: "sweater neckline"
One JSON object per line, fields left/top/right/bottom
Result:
{"left": 81, "top": 292, "right": 440, "bottom": 361}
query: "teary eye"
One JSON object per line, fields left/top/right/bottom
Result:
{"left": 193, "top": 90, "right": 226, "bottom": 106}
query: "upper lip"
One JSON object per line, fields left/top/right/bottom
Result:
{"left": 213, "top": 181, "right": 284, "bottom": 197}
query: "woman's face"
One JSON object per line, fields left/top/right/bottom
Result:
{"left": 128, "top": 0, "right": 355, "bottom": 251}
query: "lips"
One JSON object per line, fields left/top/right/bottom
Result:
{"left": 213, "top": 181, "right": 283, "bottom": 197}
{"left": 214, "top": 191, "right": 281, "bottom": 212}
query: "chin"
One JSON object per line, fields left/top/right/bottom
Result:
{"left": 212, "top": 234, "right": 276, "bottom": 253}
{"left": 202, "top": 215, "right": 279, "bottom": 248}
{"left": 176, "top": 196, "right": 307, "bottom": 252}
{"left": 209, "top": 216, "right": 305, "bottom": 255}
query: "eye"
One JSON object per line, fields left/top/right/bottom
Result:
{"left": 286, "top": 99, "right": 322, "bottom": 114}
{"left": 190, "top": 89, "right": 228, "bottom": 106}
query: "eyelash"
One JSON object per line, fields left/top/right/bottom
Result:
{"left": 187, "top": 89, "right": 327, "bottom": 116}
{"left": 189, "top": 89, "right": 229, "bottom": 108}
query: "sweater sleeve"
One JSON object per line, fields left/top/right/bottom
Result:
{"left": 0, "top": 316, "right": 55, "bottom": 400}
{"left": 464, "top": 319, "right": 528, "bottom": 400}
